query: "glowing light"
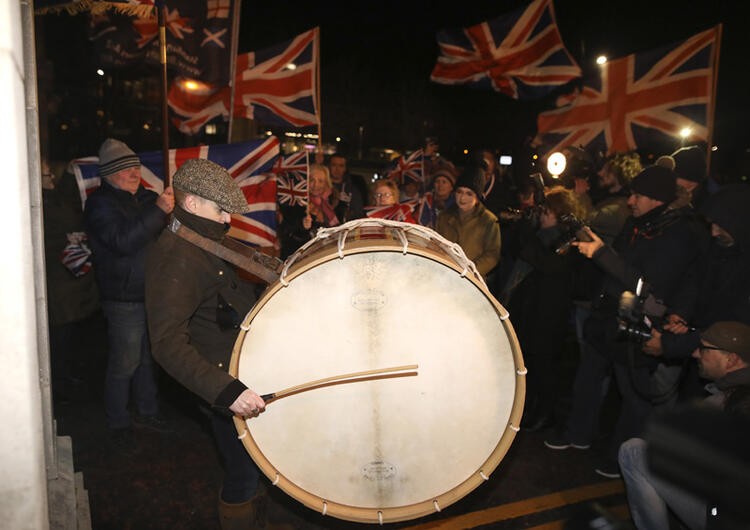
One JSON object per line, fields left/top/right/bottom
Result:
{"left": 142, "top": 123, "right": 150, "bottom": 131}
{"left": 532, "top": 154, "right": 538, "bottom": 160}
{"left": 679, "top": 127, "right": 692, "bottom": 138}
{"left": 711, "top": 145, "right": 718, "bottom": 151}
{"left": 335, "top": 136, "right": 341, "bottom": 142}
{"left": 205, "top": 124, "right": 217, "bottom": 135}
{"left": 596, "top": 55, "right": 607, "bottom": 65}
{"left": 547, "top": 151, "right": 567, "bottom": 178}
{"left": 285, "top": 63, "right": 297, "bottom": 70}
{"left": 96, "top": 69, "right": 104, "bottom": 76}
{"left": 463, "top": 149, "right": 469, "bottom": 155}
{"left": 177, "top": 78, "right": 213, "bottom": 95}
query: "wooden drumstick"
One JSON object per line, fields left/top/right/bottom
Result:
{"left": 260, "top": 364, "right": 418, "bottom": 403}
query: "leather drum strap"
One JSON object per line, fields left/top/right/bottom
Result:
{"left": 174, "top": 222, "right": 282, "bottom": 284}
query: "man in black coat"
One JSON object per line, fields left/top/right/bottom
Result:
{"left": 84, "top": 138, "right": 174, "bottom": 452}
{"left": 544, "top": 166, "right": 708, "bottom": 478}
{"left": 145, "top": 159, "right": 284, "bottom": 530}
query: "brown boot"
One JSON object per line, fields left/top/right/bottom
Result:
{"left": 218, "top": 493, "right": 266, "bottom": 530}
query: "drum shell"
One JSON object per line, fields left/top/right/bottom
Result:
{"left": 230, "top": 221, "right": 525, "bottom": 524}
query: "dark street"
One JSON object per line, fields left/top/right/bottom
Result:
{"left": 54, "top": 311, "right": 631, "bottom": 530}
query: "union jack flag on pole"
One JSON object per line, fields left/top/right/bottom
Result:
{"left": 169, "top": 27, "right": 320, "bottom": 134}
{"left": 386, "top": 149, "right": 424, "bottom": 185}
{"left": 70, "top": 138, "right": 281, "bottom": 247}
{"left": 533, "top": 26, "right": 721, "bottom": 156}
{"left": 274, "top": 151, "right": 309, "bottom": 207}
{"left": 430, "top": 0, "right": 581, "bottom": 100}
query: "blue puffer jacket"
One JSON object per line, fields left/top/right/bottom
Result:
{"left": 84, "top": 181, "right": 167, "bottom": 302}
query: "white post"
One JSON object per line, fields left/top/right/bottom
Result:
{"left": 0, "top": 0, "right": 50, "bottom": 528}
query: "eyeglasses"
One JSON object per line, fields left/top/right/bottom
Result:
{"left": 375, "top": 192, "right": 393, "bottom": 198}
{"left": 698, "top": 343, "right": 724, "bottom": 354}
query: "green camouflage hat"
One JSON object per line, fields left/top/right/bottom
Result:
{"left": 173, "top": 158, "right": 250, "bottom": 214}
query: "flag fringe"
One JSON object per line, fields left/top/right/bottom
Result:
{"left": 36, "top": 0, "right": 155, "bottom": 18}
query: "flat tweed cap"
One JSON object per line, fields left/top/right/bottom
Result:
{"left": 98, "top": 138, "right": 140, "bottom": 178}
{"left": 173, "top": 158, "right": 250, "bottom": 214}
{"left": 701, "top": 321, "right": 750, "bottom": 362}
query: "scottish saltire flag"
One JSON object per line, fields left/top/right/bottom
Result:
{"left": 69, "top": 138, "right": 281, "bottom": 246}
{"left": 386, "top": 149, "right": 424, "bottom": 184}
{"left": 430, "top": 0, "right": 581, "bottom": 100}
{"left": 88, "top": 0, "right": 234, "bottom": 85}
{"left": 274, "top": 151, "right": 309, "bottom": 207}
{"left": 533, "top": 26, "right": 720, "bottom": 155}
{"left": 365, "top": 204, "right": 416, "bottom": 223}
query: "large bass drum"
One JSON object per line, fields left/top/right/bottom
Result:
{"left": 230, "top": 219, "right": 525, "bottom": 524}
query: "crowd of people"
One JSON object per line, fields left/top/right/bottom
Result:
{"left": 41, "top": 135, "right": 750, "bottom": 530}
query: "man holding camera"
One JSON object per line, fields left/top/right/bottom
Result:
{"left": 544, "top": 165, "right": 707, "bottom": 478}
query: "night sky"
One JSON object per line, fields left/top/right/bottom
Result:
{"left": 238, "top": 0, "right": 748, "bottom": 170}
{"left": 37, "top": 0, "right": 749, "bottom": 174}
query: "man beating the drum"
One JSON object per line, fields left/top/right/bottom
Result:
{"left": 145, "top": 158, "right": 288, "bottom": 530}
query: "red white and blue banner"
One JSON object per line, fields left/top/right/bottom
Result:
{"left": 386, "top": 149, "right": 424, "bottom": 185}
{"left": 533, "top": 26, "right": 720, "bottom": 155}
{"left": 274, "top": 151, "right": 309, "bottom": 207}
{"left": 69, "top": 137, "right": 281, "bottom": 247}
{"left": 430, "top": 0, "right": 581, "bottom": 100}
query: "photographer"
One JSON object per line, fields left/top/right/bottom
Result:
{"left": 504, "top": 186, "right": 587, "bottom": 431}
{"left": 544, "top": 166, "right": 707, "bottom": 479}
{"left": 641, "top": 184, "right": 750, "bottom": 373}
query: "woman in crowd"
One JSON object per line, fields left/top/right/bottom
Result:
{"left": 366, "top": 178, "right": 416, "bottom": 223}
{"left": 436, "top": 166, "right": 501, "bottom": 278}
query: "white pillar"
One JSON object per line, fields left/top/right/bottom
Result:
{"left": 0, "top": 0, "right": 49, "bottom": 528}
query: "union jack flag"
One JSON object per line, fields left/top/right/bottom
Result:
{"left": 416, "top": 192, "right": 436, "bottom": 228}
{"left": 169, "top": 27, "right": 320, "bottom": 134}
{"left": 274, "top": 151, "right": 309, "bottom": 207}
{"left": 70, "top": 138, "right": 281, "bottom": 247}
{"left": 233, "top": 27, "right": 320, "bottom": 128}
{"left": 386, "top": 149, "right": 424, "bottom": 185}
{"left": 365, "top": 204, "right": 416, "bottom": 223}
{"left": 430, "top": 0, "right": 581, "bottom": 100}
{"left": 533, "top": 26, "right": 721, "bottom": 156}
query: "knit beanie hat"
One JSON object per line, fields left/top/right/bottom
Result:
{"left": 670, "top": 145, "right": 707, "bottom": 183}
{"left": 701, "top": 321, "right": 750, "bottom": 362}
{"left": 98, "top": 138, "right": 140, "bottom": 178}
{"left": 432, "top": 168, "right": 457, "bottom": 188}
{"left": 173, "top": 158, "right": 250, "bottom": 214}
{"left": 630, "top": 166, "right": 677, "bottom": 203}
{"left": 454, "top": 166, "right": 485, "bottom": 196}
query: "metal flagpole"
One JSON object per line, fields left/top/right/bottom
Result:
{"left": 705, "top": 23, "right": 722, "bottom": 176}
{"left": 227, "top": 0, "right": 242, "bottom": 143}
{"left": 157, "top": 1, "right": 170, "bottom": 186}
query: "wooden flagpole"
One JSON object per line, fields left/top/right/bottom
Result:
{"left": 315, "top": 27, "right": 322, "bottom": 153}
{"left": 157, "top": 2, "right": 170, "bottom": 186}
{"left": 226, "top": 0, "right": 242, "bottom": 143}
{"left": 705, "top": 23, "right": 722, "bottom": 177}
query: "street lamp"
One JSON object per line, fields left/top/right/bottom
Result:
{"left": 547, "top": 151, "right": 566, "bottom": 179}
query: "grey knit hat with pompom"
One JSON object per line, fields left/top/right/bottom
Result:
{"left": 173, "top": 158, "right": 250, "bottom": 214}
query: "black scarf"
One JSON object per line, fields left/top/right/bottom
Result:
{"left": 172, "top": 205, "right": 229, "bottom": 241}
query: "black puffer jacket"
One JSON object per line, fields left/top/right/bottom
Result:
{"left": 84, "top": 181, "right": 168, "bottom": 302}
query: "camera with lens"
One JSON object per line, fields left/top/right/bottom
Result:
{"left": 615, "top": 278, "right": 667, "bottom": 343}
{"left": 498, "top": 172, "right": 546, "bottom": 225}
{"left": 554, "top": 213, "right": 593, "bottom": 255}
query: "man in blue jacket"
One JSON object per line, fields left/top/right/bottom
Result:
{"left": 84, "top": 138, "right": 174, "bottom": 453}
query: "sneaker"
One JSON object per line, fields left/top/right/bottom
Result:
{"left": 110, "top": 427, "right": 140, "bottom": 456}
{"left": 132, "top": 413, "right": 173, "bottom": 434}
{"left": 544, "top": 435, "right": 591, "bottom": 450}
{"left": 594, "top": 460, "right": 621, "bottom": 479}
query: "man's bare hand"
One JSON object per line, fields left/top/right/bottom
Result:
{"left": 157, "top": 186, "right": 175, "bottom": 214}
{"left": 572, "top": 227, "right": 604, "bottom": 258}
{"left": 642, "top": 328, "right": 663, "bottom": 356}
{"left": 229, "top": 388, "right": 266, "bottom": 418}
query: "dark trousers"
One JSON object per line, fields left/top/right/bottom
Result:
{"left": 211, "top": 413, "right": 260, "bottom": 503}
